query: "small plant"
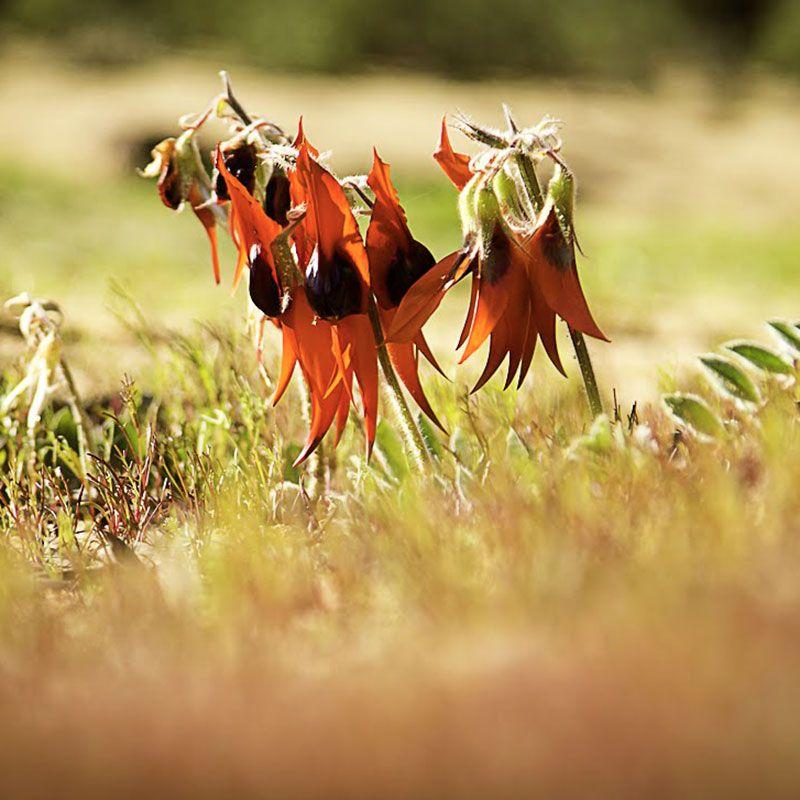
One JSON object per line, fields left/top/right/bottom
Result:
{"left": 664, "top": 319, "right": 800, "bottom": 439}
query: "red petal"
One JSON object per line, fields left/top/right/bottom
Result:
{"left": 459, "top": 273, "right": 510, "bottom": 362}
{"left": 530, "top": 290, "right": 565, "bottom": 376}
{"left": 516, "top": 308, "right": 539, "bottom": 390}
{"left": 526, "top": 210, "right": 608, "bottom": 341}
{"left": 387, "top": 250, "right": 461, "bottom": 343}
{"left": 292, "top": 117, "right": 319, "bottom": 157}
{"left": 434, "top": 117, "right": 473, "bottom": 190}
{"left": 471, "top": 318, "right": 511, "bottom": 393}
{"left": 414, "top": 331, "right": 446, "bottom": 378}
{"left": 187, "top": 184, "right": 220, "bottom": 285}
{"left": 337, "top": 314, "right": 379, "bottom": 459}
{"left": 271, "top": 324, "right": 298, "bottom": 406}
{"left": 366, "top": 150, "right": 414, "bottom": 308}
{"left": 457, "top": 277, "right": 480, "bottom": 350}
{"left": 217, "top": 148, "right": 282, "bottom": 286}
{"left": 292, "top": 143, "right": 370, "bottom": 295}
{"left": 388, "top": 341, "right": 446, "bottom": 432}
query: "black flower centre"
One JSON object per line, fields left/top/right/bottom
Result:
{"left": 385, "top": 239, "right": 436, "bottom": 307}
{"left": 160, "top": 159, "right": 183, "bottom": 210}
{"left": 248, "top": 248, "right": 282, "bottom": 318}
{"left": 263, "top": 170, "right": 291, "bottom": 227}
{"left": 305, "top": 248, "right": 364, "bottom": 321}
{"left": 539, "top": 216, "right": 574, "bottom": 272}
{"left": 481, "top": 225, "right": 512, "bottom": 285}
{"left": 216, "top": 143, "right": 258, "bottom": 200}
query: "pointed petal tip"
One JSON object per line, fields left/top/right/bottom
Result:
{"left": 293, "top": 436, "right": 323, "bottom": 468}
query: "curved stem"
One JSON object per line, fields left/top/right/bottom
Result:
{"left": 297, "top": 378, "right": 325, "bottom": 501}
{"left": 367, "top": 299, "right": 432, "bottom": 470}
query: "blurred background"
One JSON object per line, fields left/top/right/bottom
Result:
{"left": 2, "top": 0, "right": 800, "bottom": 400}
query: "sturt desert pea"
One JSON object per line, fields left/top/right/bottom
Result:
{"left": 217, "top": 140, "right": 378, "bottom": 465}
{"left": 142, "top": 130, "right": 223, "bottom": 284}
{"left": 365, "top": 150, "right": 447, "bottom": 430}
{"left": 142, "top": 76, "right": 444, "bottom": 467}
{"left": 390, "top": 116, "right": 607, "bottom": 392}
{"left": 286, "top": 136, "right": 380, "bottom": 462}
{"left": 214, "top": 131, "right": 294, "bottom": 291}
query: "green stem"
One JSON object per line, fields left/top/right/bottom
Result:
{"left": 513, "top": 152, "right": 544, "bottom": 216}
{"left": 569, "top": 326, "right": 603, "bottom": 418}
{"left": 367, "top": 299, "right": 432, "bottom": 470}
{"left": 59, "top": 357, "right": 90, "bottom": 477}
{"left": 298, "top": 378, "right": 325, "bottom": 500}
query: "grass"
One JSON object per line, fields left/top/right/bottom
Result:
{"left": 2, "top": 301, "right": 800, "bottom": 796}
{"left": 4, "top": 66, "right": 800, "bottom": 794}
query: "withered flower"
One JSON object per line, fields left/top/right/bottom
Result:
{"left": 142, "top": 132, "right": 222, "bottom": 284}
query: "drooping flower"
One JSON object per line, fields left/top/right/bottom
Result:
{"left": 391, "top": 117, "right": 607, "bottom": 392}
{"left": 215, "top": 147, "right": 284, "bottom": 322}
{"left": 142, "top": 132, "right": 222, "bottom": 285}
{"left": 214, "top": 134, "right": 294, "bottom": 291}
{"left": 217, "top": 142, "right": 377, "bottom": 464}
{"left": 365, "top": 150, "right": 446, "bottom": 430}
{"left": 287, "top": 139, "right": 379, "bottom": 461}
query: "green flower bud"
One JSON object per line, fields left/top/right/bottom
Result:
{"left": 458, "top": 173, "right": 482, "bottom": 239}
{"left": 492, "top": 163, "right": 525, "bottom": 220}
{"left": 547, "top": 164, "right": 576, "bottom": 241}
{"left": 174, "top": 129, "right": 211, "bottom": 197}
{"left": 511, "top": 152, "right": 544, "bottom": 217}
{"left": 473, "top": 176, "right": 503, "bottom": 251}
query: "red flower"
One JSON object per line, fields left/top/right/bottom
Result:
{"left": 217, "top": 141, "right": 378, "bottom": 464}
{"left": 391, "top": 118, "right": 606, "bottom": 392}
{"left": 366, "top": 150, "right": 446, "bottom": 430}
{"left": 287, "top": 139, "right": 379, "bottom": 461}
{"left": 145, "top": 135, "right": 222, "bottom": 285}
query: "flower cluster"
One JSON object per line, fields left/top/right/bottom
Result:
{"left": 143, "top": 81, "right": 606, "bottom": 466}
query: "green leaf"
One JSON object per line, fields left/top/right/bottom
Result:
{"left": 416, "top": 413, "right": 443, "bottom": 458}
{"left": 375, "top": 421, "right": 408, "bottom": 479}
{"left": 663, "top": 393, "right": 724, "bottom": 438}
{"left": 282, "top": 443, "right": 301, "bottom": 484}
{"left": 725, "top": 341, "right": 793, "bottom": 375}
{"left": 699, "top": 355, "right": 760, "bottom": 404}
{"left": 768, "top": 320, "right": 800, "bottom": 355}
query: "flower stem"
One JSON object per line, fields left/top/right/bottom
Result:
{"left": 569, "top": 326, "right": 604, "bottom": 418}
{"left": 367, "top": 299, "right": 432, "bottom": 470}
{"left": 297, "top": 378, "right": 325, "bottom": 500}
{"left": 60, "top": 359, "right": 89, "bottom": 476}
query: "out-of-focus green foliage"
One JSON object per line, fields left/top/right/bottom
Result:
{"left": 0, "top": 0, "right": 793, "bottom": 79}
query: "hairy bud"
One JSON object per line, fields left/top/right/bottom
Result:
{"left": 458, "top": 173, "right": 482, "bottom": 240}
{"left": 491, "top": 163, "right": 525, "bottom": 221}
{"left": 547, "top": 164, "right": 576, "bottom": 241}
